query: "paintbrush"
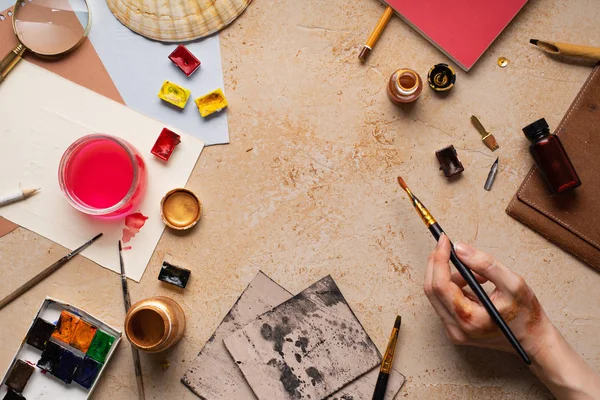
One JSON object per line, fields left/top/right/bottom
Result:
{"left": 119, "top": 241, "right": 146, "bottom": 400}
{"left": 0, "top": 233, "right": 103, "bottom": 311}
{"left": 371, "top": 315, "right": 401, "bottom": 400}
{"left": 396, "top": 177, "right": 531, "bottom": 365}
{"left": 530, "top": 39, "right": 600, "bottom": 61}
{"left": 471, "top": 115, "right": 499, "bottom": 151}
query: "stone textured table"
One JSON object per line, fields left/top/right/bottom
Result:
{"left": 2, "top": 0, "right": 600, "bottom": 398}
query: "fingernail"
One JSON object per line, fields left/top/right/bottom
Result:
{"left": 455, "top": 242, "right": 474, "bottom": 257}
{"left": 436, "top": 233, "right": 446, "bottom": 248}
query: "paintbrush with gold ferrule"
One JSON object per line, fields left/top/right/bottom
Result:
{"left": 396, "top": 177, "right": 530, "bottom": 365}
{"left": 371, "top": 315, "right": 401, "bottom": 400}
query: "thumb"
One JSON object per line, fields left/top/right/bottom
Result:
{"left": 453, "top": 242, "right": 519, "bottom": 292}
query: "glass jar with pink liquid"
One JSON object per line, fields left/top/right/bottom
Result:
{"left": 58, "top": 134, "right": 148, "bottom": 218}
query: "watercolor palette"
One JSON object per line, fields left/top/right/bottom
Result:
{"left": 0, "top": 298, "right": 121, "bottom": 399}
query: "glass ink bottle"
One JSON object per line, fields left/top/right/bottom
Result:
{"left": 387, "top": 68, "right": 423, "bottom": 105}
{"left": 522, "top": 118, "right": 581, "bottom": 194}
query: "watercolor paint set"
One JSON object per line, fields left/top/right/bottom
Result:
{"left": 0, "top": 298, "right": 121, "bottom": 400}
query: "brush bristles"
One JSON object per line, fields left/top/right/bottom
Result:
{"left": 394, "top": 315, "right": 402, "bottom": 329}
{"left": 397, "top": 176, "right": 408, "bottom": 190}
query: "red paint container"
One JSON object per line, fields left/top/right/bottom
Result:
{"left": 168, "top": 45, "right": 201, "bottom": 77}
{"left": 59, "top": 134, "right": 148, "bottom": 218}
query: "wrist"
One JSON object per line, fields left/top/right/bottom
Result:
{"left": 529, "top": 323, "right": 600, "bottom": 399}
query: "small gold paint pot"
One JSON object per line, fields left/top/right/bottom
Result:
{"left": 160, "top": 188, "right": 201, "bottom": 230}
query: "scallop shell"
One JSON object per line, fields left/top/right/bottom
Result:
{"left": 106, "top": 0, "right": 252, "bottom": 42}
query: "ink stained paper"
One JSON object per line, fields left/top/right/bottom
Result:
{"left": 182, "top": 272, "right": 405, "bottom": 400}
{"left": 223, "top": 275, "right": 382, "bottom": 400}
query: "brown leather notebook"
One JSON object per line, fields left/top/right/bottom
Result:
{"left": 507, "top": 64, "right": 600, "bottom": 270}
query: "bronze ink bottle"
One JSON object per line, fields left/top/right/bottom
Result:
{"left": 387, "top": 68, "right": 423, "bottom": 105}
{"left": 522, "top": 118, "right": 581, "bottom": 194}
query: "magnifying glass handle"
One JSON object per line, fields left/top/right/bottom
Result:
{"left": 0, "top": 44, "right": 26, "bottom": 84}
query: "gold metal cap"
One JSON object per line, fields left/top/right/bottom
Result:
{"left": 160, "top": 188, "right": 201, "bottom": 230}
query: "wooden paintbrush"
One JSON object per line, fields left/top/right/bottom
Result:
{"left": 0, "top": 233, "right": 102, "bottom": 310}
{"left": 119, "top": 241, "right": 146, "bottom": 400}
{"left": 530, "top": 39, "right": 600, "bottom": 61}
{"left": 397, "top": 177, "right": 531, "bottom": 365}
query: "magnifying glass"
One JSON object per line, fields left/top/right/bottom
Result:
{"left": 0, "top": 0, "right": 90, "bottom": 84}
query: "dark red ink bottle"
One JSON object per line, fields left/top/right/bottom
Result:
{"left": 522, "top": 118, "right": 581, "bottom": 194}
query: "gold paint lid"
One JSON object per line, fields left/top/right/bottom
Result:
{"left": 160, "top": 188, "right": 201, "bottom": 230}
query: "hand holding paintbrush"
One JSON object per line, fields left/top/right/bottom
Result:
{"left": 397, "top": 177, "right": 531, "bottom": 364}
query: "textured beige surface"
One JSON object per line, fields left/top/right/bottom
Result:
{"left": 1, "top": 0, "right": 600, "bottom": 398}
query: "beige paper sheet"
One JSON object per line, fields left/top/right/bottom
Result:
{"left": 0, "top": 61, "right": 204, "bottom": 282}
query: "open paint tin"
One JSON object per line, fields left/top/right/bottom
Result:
{"left": 160, "top": 188, "right": 202, "bottom": 230}
{"left": 0, "top": 298, "right": 121, "bottom": 399}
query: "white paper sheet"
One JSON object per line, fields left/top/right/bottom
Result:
{"left": 0, "top": 61, "right": 204, "bottom": 282}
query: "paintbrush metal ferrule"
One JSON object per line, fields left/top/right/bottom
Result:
{"left": 380, "top": 315, "right": 401, "bottom": 374}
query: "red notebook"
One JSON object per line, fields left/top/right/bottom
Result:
{"left": 383, "top": 0, "right": 528, "bottom": 71}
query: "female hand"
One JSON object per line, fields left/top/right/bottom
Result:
{"left": 423, "top": 234, "right": 553, "bottom": 358}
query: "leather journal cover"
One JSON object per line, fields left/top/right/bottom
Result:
{"left": 507, "top": 64, "right": 600, "bottom": 270}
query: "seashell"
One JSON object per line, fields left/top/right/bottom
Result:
{"left": 106, "top": 0, "right": 252, "bottom": 42}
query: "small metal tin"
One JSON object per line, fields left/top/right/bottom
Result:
{"left": 160, "top": 188, "right": 201, "bottom": 230}
{"left": 427, "top": 63, "right": 456, "bottom": 92}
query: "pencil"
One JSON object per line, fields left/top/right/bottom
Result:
{"left": 530, "top": 39, "right": 600, "bottom": 61}
{"left": 0, "top": 233, "right": 102, "bottom": 310}
{"left": 359, "top": 6, "right": 394, "bottom": 62}
{"left": 119, "top": 241, "right": 146, "bottom": 400}
{"left": 397, "top": 177, "right": 531, "bottom": 365}
{"left": 371, "top": 316, "right": 401, "bottom": 400}
{"left": 0, "top": 188, "right": 39, "bottom": 208}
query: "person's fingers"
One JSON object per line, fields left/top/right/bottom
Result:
{"left": 424, "top": 249, "right": 455, "bottom": 325}
{"left": 454, "top": 242, "right": 523, "bottom": 293}
{"left": 450, "top": 271, "right": 487, "bottom": 288}
{"left": 431, "top": 235, "right": 477, "bottom": 319}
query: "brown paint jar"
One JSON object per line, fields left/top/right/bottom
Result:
{"left": 387, "top": 68, "right": 423, "bottom": 104}
{"left": 124, "top": 296, "right": 185, "bottom": 353}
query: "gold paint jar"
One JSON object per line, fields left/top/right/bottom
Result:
{"left": 160, "top": 188, "right": 202, "bottom": 230}
{"left": 124, "top": 296, "right": 186, "bottom": 353}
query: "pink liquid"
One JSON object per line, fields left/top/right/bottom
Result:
{"left": 66, "top": 138, "right": 134, "bottom": 208}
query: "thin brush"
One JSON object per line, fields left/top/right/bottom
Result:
{"left": 396, "top": 177, "right": 531, "bottom": 365}
{"left": 371, "top": 315, "right": 402, "bottom": 400}
{"left": 471, "top": 115, "right": 499, "bottom": 151}
{"left": 119, "top": 241, "right": 146, "bottom": 400}
{"left": 0, "top": 233, "right": 103, "bottom": 310}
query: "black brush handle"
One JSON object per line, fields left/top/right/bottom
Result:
{"left": 371, "top": 372, "right": 390, "bottom": 400}
{"left": 428, "top": 223, "right": 531, "bottom": 365}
